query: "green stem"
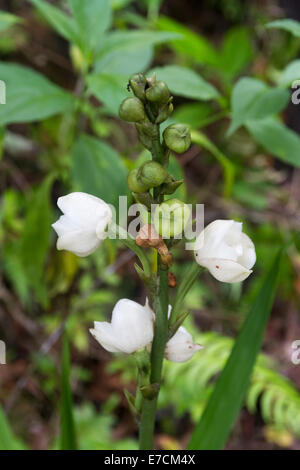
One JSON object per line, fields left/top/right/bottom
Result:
{"left": 191, "top": 130, "right": 235, "bottom": 198}
{"left": 151, "top": 137, "right": 164, "bottom": 164}
{"left": 139, "top": 258, "right": 169, "bottom": 449}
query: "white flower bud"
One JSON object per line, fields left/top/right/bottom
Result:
{"left": 90, "top": 298, "right": 154, "bottom": 354}
{"left": 194, "top": 220, "right": 256, "bottom": 283}
{"left": 52, "top": 192, "right": 112, "bottom": 257}
{"left": 165, "top": 326, "right": 203, "bottom": 363}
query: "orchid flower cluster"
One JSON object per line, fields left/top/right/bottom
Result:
{"left": 52, "top": 72, "right": 256, "bottom": 449}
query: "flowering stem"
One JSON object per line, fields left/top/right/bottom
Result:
{"left": 139, "top": 257, "right": 169, "bottom": 449}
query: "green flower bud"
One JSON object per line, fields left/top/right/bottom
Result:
{"left": 127, "top": 169, "right": 149, "bottom": 193}
{"left": 138, "top": 161, "right": 168, "bottom": 189}
{"left": 119, "top": 97, "right": 145, "bottom": 122}
{"left": 70, "top": 44, "right": 87, "bottom": 74}
{"left": 145, "top": 80, "right": 170, "bottom": 104}
{"left": 129, "top": 73, "right": 147, "bottom": 101}
{"left": 163, "top": 123, "right": 191, "bottom": 153}
{"left": 154, "top": 199, "right": 190, "bottom": 237}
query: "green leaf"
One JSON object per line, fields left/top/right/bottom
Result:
{"left": 156, "top": 16, "right": 219, "bottom": 66}
{"left": 218, "top": 26, "right": 253, "bottom": 79}
{"left": 87, "top": 73, "right": 128, "bottom": 115}
{"left": 0, "top": 11, "right": 22, "bottom": 32}
{"left": 267, "top": 19, "right": 300, "bottom": 37}
{"left": 246, "top": 117, "right": 300, "bottom": 167}
{"left": 71, "top": 134, "right": 128, "bottom": 208}
{"left": 0, "top": 62, "right": 75, "bottom": 125}
{"left": 68, "top": 0, "right": 112, "bottom": 53}
{"left": 149, "top": 65, "right": 219, "bottom": 101}
{"left": 278, "top": 59, "right": 300, "bottom": 86}
{"left": 29, "top": 0, "right": 79, "bottom": 43}
{"left": 93, "top": 29, "right": 171, "bottom": 76}
{"left": 19, "top": 176, "right": 53, "bottom": 305}
{"left": 60, "top": 331, "right": 77, "bottom": 450}
{"left": 0, "top": 406, "right": 26, "bottom": 450}
{"left": 227, "top": 78, "right": 290, "bottom": 135}
{"left": 188, "top": 249, "right": 282, "bottom": 450}
{"left": 173, "top": 103, "right": 213, "bottom": 128}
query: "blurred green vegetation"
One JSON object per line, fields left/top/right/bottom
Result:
{"left": 0, "top": 0, "right": 299, "bottom": 450}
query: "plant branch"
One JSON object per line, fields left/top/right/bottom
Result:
{"left": 139, "top": 257, "right": 169, "bottom": 449}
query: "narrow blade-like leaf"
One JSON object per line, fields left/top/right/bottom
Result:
{"left": 188, "top": 249, "right": 283, "bottom": 450}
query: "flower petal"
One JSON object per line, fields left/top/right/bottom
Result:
{"left": 52, "top": 215, "right": 80, "bottom": 237}
{"left": 90, "top": 322, "right": 122, "bottom": 353}
{"left": 111, "top": 299, "right": 154, "bottom": 353}
{"left": 57, "top": 192, "right": 111, "bottom": 230}
{"left": 199, "top": 258, "right": 252, "bottom": 283}
{"left": 195, "top": 220, "right": 238, "bottom": 259}
{"left": 238, "top": 233, "right": 256, "bottom": 270}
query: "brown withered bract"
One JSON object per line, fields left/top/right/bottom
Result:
{"left": 136, "top": 224, "right": 173, "bottom": 267}
{"left": 168, "top": 272, "right": 177, "bottom": 288}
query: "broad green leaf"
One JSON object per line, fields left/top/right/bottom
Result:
{"left": 0, "top": 11, "right": 22, "bottom": 32}
{"left": 267, "top": 19, "right": 300, "bottom": 37}
{"left": 188, "top": 249, "right": 282, "bottom": 450}
{"left": 29, "top": 0, "right": 79, "bottom": 44}
{"left": 246, "top": 117, "right": 300, "bottom": 167}
{"left": 227, "top": 77, "right": 290, "bottom": 135}
{"left": 278, "top": 59, "right": 300, "bottom": 86}
{"left": 94, "top": 46, "right": 153, "bottom": 75}
{"left": 149, "top": 65, "right": 219, "bottom": 101}
{"left": 93, "top": 30, "right": 180, "bottom": 101}
{"left": 0, "top": 63, "right": 75, "bottom": 125}
{"left": 0, "top": 406, "right": 26, "bottom": 450}
{"left": 218, "top": 26, "right": 253, "bottom": 79}
{"left": 156, "top": 16, "right": 219, "bottom": 66}
{"left": 71, "top": 134, "right": 128, "bottom": 208}
{"left": 60, "top": 332, "right": 77, "bottom": 450}
{"left": 68, "top": 0, "right": 112, "bottom": 53}
{"left": 87, "top": 73, "right": 128, "bottom": 115}
{"left": 3, "top": 241, "right": 30, "bottom": 304}
{"left": 19, "top": 176, "right": 53, "bottom": 305}
{"left": 173, "top": 102, "right": 213, "bottom": 128}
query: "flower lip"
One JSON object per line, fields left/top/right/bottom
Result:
{"left": 165, "top": 326, "right": 203, "bottom": 363}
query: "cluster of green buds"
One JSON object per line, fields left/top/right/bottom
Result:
{"left": 119, "top": 72, "right": 191, "bottom": 155}
{"left": 119, "top": 72, "right": 192, "bottom": 243}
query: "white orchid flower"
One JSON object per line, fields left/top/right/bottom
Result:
{"left": 90, "top": 298, "right": 154, "bottom": 354}
{"left": 52, "top": 192, "right": 112, "bottom": 257}
{"left": 163, "top": 305, "right": 202, "bottom": 363}
{"left": 194, "top": 219, "right": 256, "bottom": 283}
{"left": 165, "top": 326, "right": 203, "bottom": 363}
